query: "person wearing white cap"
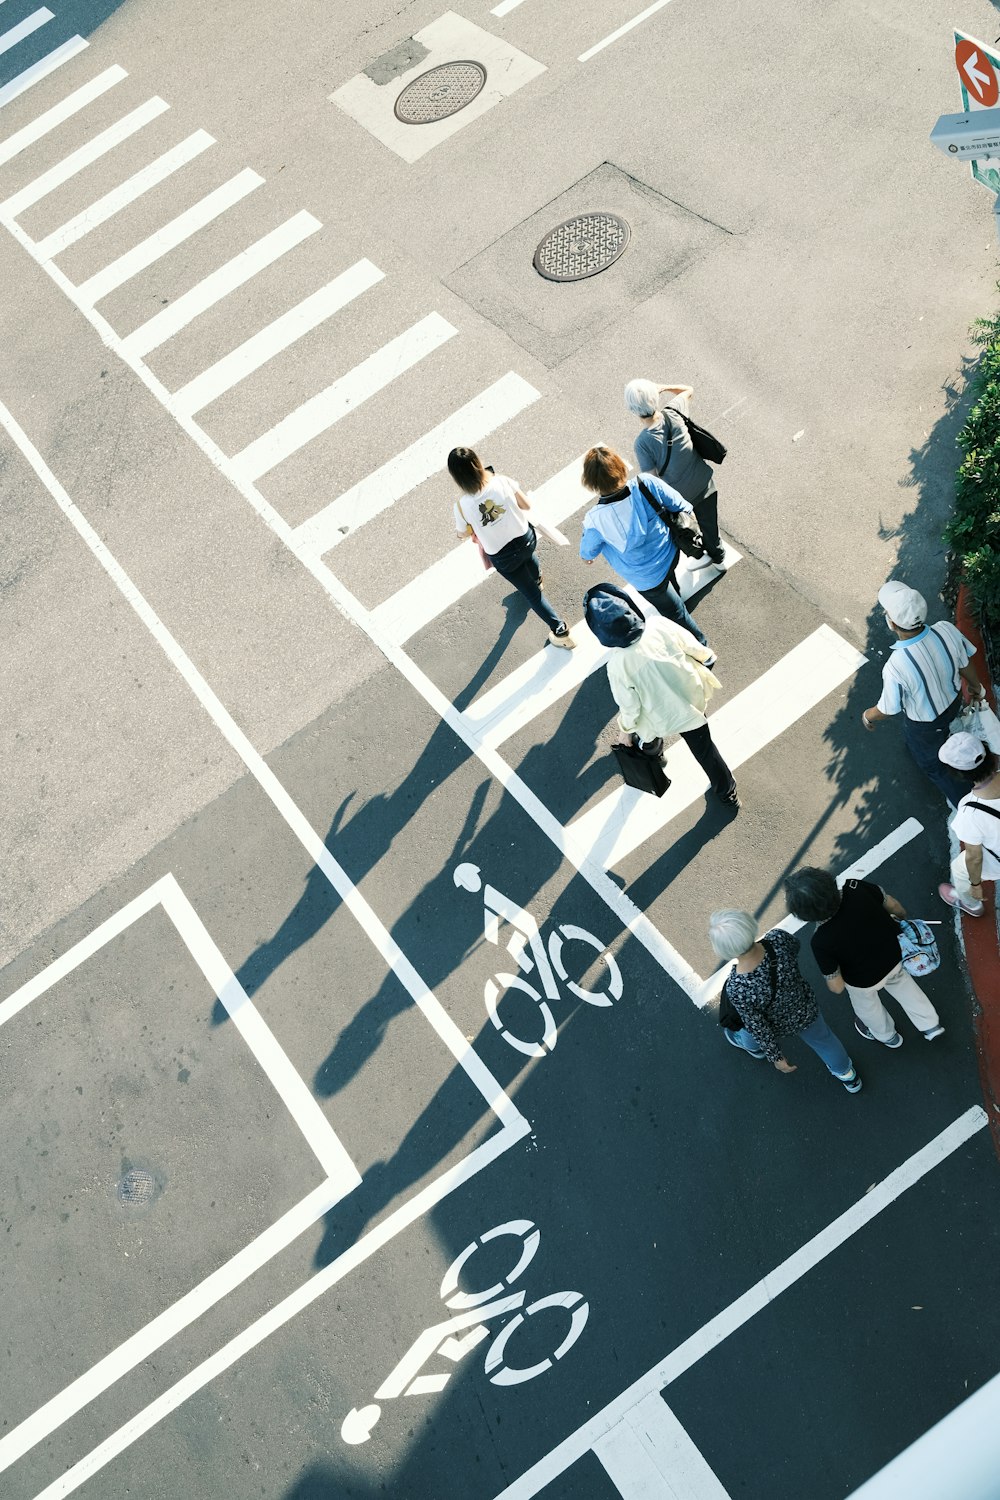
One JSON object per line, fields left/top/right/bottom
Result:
{"left": 861, "top": 579, "right": 987, "bottom": 808}
{"left": 938, "top": 732, "right": 1000, "bottom": 916}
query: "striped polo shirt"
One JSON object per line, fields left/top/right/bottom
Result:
{"left": 877, "top": 622, "right": 974, "bottom": 722}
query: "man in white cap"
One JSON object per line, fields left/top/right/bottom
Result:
{"left": 938, "top": 731, "right": 1000, "bottom": 916}
{"left": 861, "top": 579, "right": 987, "bottom": 807}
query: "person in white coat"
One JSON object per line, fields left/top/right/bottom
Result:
{"left": 938, "top": 731, "right": 1000, "bottom": 916}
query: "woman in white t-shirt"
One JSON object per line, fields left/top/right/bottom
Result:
{"left": 938, "top": 731, "right": 1000, "bottom": 916}
{"left": 448, "top": 447, "right": 574, "bottom": 649}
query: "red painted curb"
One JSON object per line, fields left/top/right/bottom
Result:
{"left": 955, "top": 586, "right": 1000, "bottom": 1156}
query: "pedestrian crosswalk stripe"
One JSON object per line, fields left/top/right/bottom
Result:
{"left": 169, "top": 258, "right": 383, "bottom": 417}
{"left": 460, "top": 551, "right": 741, "bottom": 750}
{"left": 76, "top": 166, "right": 265, "bottom": 306}
{"left": 0, "top": 34, "right": 87, "bottom": 110}
{"left": 120, "top": 210, "right": 322, "bottom": 358}
{"left": 369, "top": 455, "right": 590, "bottom": 646}
{"left": 0, "top": 95, "right": 168, "bottom": 219}
{"left": 0, "top": 8, "right": 52, "bottom": 60}
{"left": 569, "top": 625, "right": 867, "bottom": 868}
{"left": 33, "top": 128, "right": 215, "bottom": 259}
{"left": 593, "top": 1392, "right": 731, "bottom": 1499}
{"left": 292, "top": 371, "right": 541, "bottom": 557}
{"left": 230, "top": 311, "right": 458, "bottom": 483}
{"left": 0, "top": 65, "right": 126, "bottom": 168}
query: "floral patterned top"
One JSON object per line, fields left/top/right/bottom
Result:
{"left": 724, "top": 928, "right": 819, "bottom": 1064}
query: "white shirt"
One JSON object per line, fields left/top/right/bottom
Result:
{"left": 877, "top": 622, "right": 973, "bottom": 722}
{"left": 453, "top": 474, "right": 529, "bottom": 556}
{"left": 951, "top": 789, "right": 1000, "bottom": 880}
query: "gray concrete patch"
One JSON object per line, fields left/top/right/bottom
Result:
{"left": 364, "top": 35, "right": 429, "bottom": 87}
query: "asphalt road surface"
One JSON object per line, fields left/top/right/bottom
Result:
{"left": 4, "top": 1, "right": 1000, "bottom": 1497}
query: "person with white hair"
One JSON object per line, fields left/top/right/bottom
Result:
{"left": 708, "top": 911, "right": 861, "bottom": 1091}
{"left": 623, "top": 377, "right": 727, "bottom": 568}
{"left": 861, "top": 579, "right": 987, "bottom": 807}
{"left": 938, "top": 732, "right": 1000, "bottom": 916}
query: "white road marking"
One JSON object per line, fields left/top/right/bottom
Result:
{"left": 578, "top": 0, "right": 678, "bottom": 63}
{"left": 120, "top": 209, "right": 322, "bottom": 358}
{"left": 0, "top": 64, "right": 126, "bottom": 168}
{"left": 0, "top": 95, "right": 168, "bottom": 219}
{"left": 331, "top": 12, "right": 546, "bottom": 165}
{"left": 370, "top": 454, "right": 590, "bottom": 645}
{"left": 594, "top": 1392, "right": 731, "bottom": 1497}
{"left": 693, "top": 817, "right": 926, "bottom": 1007}
{"left": 75, "top": 167, "right": 264, "bottom": 306}
{"left": 33, "top": 128, "right": 215, "bottom": 259}
{"left": 493, "top": 1105, "right": 989, "bottom": 1499}
{"left": 0, "top": 34, "right": 87, "bottom": 109}
{"left": 0, "top": 871, "right": 360, "bottom": 1475}
{"left": 230, "top": 311, "right": 458, "bottom": 483}
{"left": 169, "top": 257, "right": 384, "bottom": 417}
{"left": 0, "top": 6, "right": 51, "bottom": 58}
{"left": 569, "top": 626, "right": 866, "bottom": 869}
{"left": 461, "top": 551, "right": 741, "bottom": 751}
{"left": 492, "top": 0, "right": 528, "bottom": 13}
{"left": 291, "top": 371, "right": 541, "bottom": 558}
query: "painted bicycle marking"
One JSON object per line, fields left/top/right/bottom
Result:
{"left": 453, "top": 863, "right": 623, "bottom": 1056}
{"left": 341, "top": 1219, "right": 588, "bottom": 1444}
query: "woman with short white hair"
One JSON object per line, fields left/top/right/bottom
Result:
{"left": 624, "top": 377, "right": 727, "bottom": 568}
{"left": 708, "top": 911, "right": 862, "bottom": 1092}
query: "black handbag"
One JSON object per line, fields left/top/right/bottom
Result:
{"left": 612, "top": 740, "right": 671, "bottom": 797}
{"left": 664, "top": 405, "right": 727, "bottom": 465}
{"left": 636, "top": 479, "right": 706, "bottom": 560}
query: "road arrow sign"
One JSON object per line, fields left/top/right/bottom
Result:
{"left": 955, "top": 30, "right": 1000, "bottom": 192}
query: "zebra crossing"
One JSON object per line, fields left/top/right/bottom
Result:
{"left": 0, "top": 23, "right": 867, "bottom": 1005}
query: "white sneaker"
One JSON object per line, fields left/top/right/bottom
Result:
{"left": 547, "top": 629, "right": 576, "bottom": 650}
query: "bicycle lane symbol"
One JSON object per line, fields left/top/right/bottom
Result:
{"left": 452, "top": 862, "right": 624, "bottom": 1057}
{"left": 341, "top": 1220, "right": 588, "bottom": 1445}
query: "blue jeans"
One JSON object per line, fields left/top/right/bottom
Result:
{"left": 901, "top": 695, "right": 968, "bottom": 808}
{"left": 729, "top": 1011, "right": 852, "bottom": 1076}
{"left": 636, "top": 571, "right": 709, "bottom": 646}
{"left": 491, "top": 526, "right": 565, "bottom": 634}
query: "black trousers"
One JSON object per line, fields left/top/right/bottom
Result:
{"left": 692, "top": 486, "right": 723, "bottom": 559}
{"left": 636, "top": 723, "right": 735, "bottom": 797}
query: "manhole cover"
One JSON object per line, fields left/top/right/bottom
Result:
{"left": 394, "top": 61, "right": 487, "bottom": 124}
{"left": 533, "top": 213, "right": 631, "bottom": 282}
{"left": 117, "top": 1168, "right": 155, "bottom": 1206}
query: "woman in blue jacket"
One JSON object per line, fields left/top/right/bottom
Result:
{"left": 579, "top": 444, "right": 710, "bottom": 648}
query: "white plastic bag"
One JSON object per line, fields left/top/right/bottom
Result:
{"left": 953, "top": 701, "right": 1000, "bottom": 756}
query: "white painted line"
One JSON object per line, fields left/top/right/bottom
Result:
{"left": 75, "top": 166, "right": 264, "bottom": 305}
{"left": 120, "top": 210, "right": 322, "bottom": 358}
{"left": 578, "top": 0, "right": 678, "bottom": 63}
{"left": 33, "top": 128, "right": 215, "bottom": 259}
{"left": 693, "top": 817, "right": 926, "bottom": 1007}
{"left": 595, "top": 1392, "right": 731, "bottom": 1497}
{"left": 292, "top": 372, "right": 540, "bottom": 558}
{"left": 0, "top": 7, "right": 51, "bottom": 58}
{"left": 0, "top": 94, "right": 168, "bottom": 219}
{"left": 0, "top": 396, "right": 522, "bottom": 1133}
{"left": 28, "top": 1123, "right": 527, "bottom": 1500}
{"left": 230, "top": 311, "right": 458, "bottom": 483}
{"left": 493, "top": 1105, "right": 990, "bottom": 1499}
{"left": 492, "top": 0, "right": 527, "bottom": 13}
{"left": 169, "top": 257, "right": 383, "bottom": 417}
{"left": 0, "top": 64, "right": 126, "bottom": 168}
{"left": 569, "top": 626, "right": 866, "bottom": 869}
{"left": 370, "top": 454, "right": 590, "bottom": 646}
{"left": 461, "top": 550, "right": 742, "bottom": 751}
{"left": 0, "top": 34, "right": 87, "bottom": 110}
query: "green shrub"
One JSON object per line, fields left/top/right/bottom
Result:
{"left": 948, "top": 305, "right": 1000, "bottom": 651}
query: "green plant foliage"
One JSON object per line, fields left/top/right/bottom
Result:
{"left": 947, "top": 304, "right": 1000, "bottom": 642}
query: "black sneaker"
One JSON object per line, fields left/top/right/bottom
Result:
{"left": 855, "top": 1018, "right": 902, "bottom": 1048}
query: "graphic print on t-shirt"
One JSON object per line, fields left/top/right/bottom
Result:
{"left": 478, "top": 496, "right": 506, "bottom": 526}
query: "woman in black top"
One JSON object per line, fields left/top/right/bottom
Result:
{"left": 783, "top": 869, "right": 943, "bottom": 1048}
{"left": 708, "top": 911, "right": 861, "bottom": 1092}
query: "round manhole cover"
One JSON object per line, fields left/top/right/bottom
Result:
{"left": 394, "top": 61, "right": 487, "bottom": 124}
{"left": 533, "top": 213, "right": 631, "bottom": 282}
{"left": 117, "top": 1168, "right": 155, "bottom": 1206}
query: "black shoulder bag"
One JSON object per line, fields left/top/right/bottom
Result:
{"left": 636, "top": 478, "right": 706, "bottom": 560}
{"left": 964, "top": 801, "right": 1000, "bottom": 864}
{"left": 664, "top": 405, "right": 727, "bottom": 465}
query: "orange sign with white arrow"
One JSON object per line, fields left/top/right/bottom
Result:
{"left": 956, "top": 37, "right": 999, "bottom": 107}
